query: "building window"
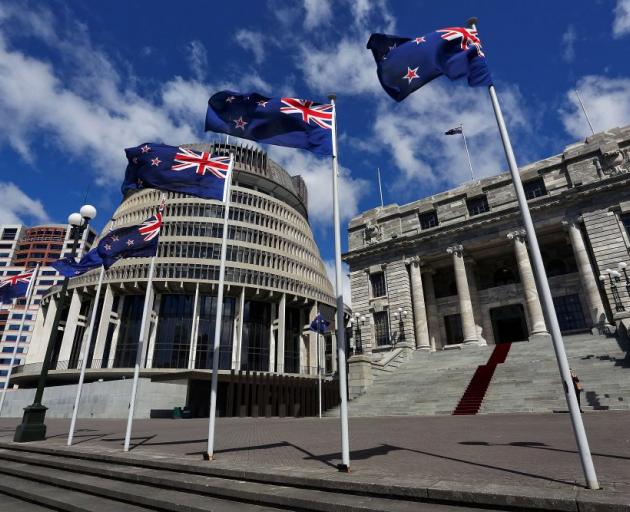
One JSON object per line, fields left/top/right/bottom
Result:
{"left": 444, "top": 314, "right": 464, "bottom": 344}
{"left": 373, "top": 311, "right": 390, "bottom": 346}
{"left": 553, "top": 294, "right": 587, "bottom": 332}
{"left": 419, "top": 210, "right": 439, "bottom": 230}
{"left": 370, "top": 272, "right": 386, "bottom": 298}
{"left": 1, "top": 229, "right": 17, "bottom": 240}
{"left": 466, "top": 195, "right": 490, "bottom": 216}
{"left": 621, "top": 213, "right": 630, "bottom": 240}
{"left": 523, "top": 178, "right": 547, "bottom": 200}
{"left": 153, "top": 294, "right": 195, "bottom": 369}
{"left": 2, "top": 347, "right": 24, "bottom": 353}
{"left": 114, "top": 295, "right": 145, "bottom": 367}
{"left": 195, "top": 294, "right": 235, "bottom": 370}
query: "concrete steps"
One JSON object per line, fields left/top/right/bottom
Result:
{"left": 0, "top": 445, "right": 490, "bottom": 512}
{"left": 332, "top": 333, "right": 629, "bottom": 417}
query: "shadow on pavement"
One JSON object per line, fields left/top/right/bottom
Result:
{"left": 102, "top": 434, "right": 157, "bottom": 451}
{"left": 460, "top": 440, "right": 630, "bottom": 461}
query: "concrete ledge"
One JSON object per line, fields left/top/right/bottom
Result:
{"left": 0, "top": 442, "right": 627, "bottom": 511}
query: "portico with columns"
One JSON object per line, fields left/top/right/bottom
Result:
{"left": 346, "top": 125, "right": 630, "bottom": 360}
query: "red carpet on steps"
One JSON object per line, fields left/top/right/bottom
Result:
{"left": 452, "top": 343, "right": 512, "bottom": 415}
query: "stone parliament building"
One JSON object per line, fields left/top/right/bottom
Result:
{"left": 345, "top": 126, "right": 630, "bottom": 358}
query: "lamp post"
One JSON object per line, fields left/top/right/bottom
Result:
{"left": 349, "top": 313, "right": 366, "bottom": 355}
{"left": 599, "top": 265, "right": 627, "bottom": 313}
{"left": 14, "top": 204, "right": 96, "bottom": 442}
{"left": 391, "top": 307, "right": 408, "bottom": 346}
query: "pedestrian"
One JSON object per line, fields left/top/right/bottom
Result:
{"left": 570, "top": 368, "right": 583, "bottom": 413}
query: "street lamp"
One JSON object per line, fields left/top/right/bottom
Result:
{"left": 349, "top": 313, "right": 367, "bottom": 355}
{"left": 14, "top": 204, "right": 96, "bottom": 442}
{"left": 392, "top": 307, "right": 408, "bottom": 345}
{"left": 599, "top": 267, "right": 625, "bottom": 313}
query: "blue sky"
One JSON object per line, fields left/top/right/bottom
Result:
{"left": 1, "top": 0, "right": 630, "bottom": 298}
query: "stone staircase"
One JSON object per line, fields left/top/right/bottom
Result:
{"left": 330, "top": 333, "right": 629, "bottom": 417}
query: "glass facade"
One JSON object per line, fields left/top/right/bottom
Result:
{"left": 114, "top": 295, "right": 145, "bottom": 367}
{"left": 195, "top": 295, "right": 235, "bottom": 370}
{"left": 153, "top": 294, "right": 194, "bottom": 369}
{"left": 241, "top": 300, "right": 271, "bottom": 371}
{"left": 284, "top": 307, "right": 302, "bottom": 373}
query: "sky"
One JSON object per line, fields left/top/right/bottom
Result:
{"left": 1, "top": 0, "right": 630, "bottom": 303}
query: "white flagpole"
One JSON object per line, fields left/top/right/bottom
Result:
{"left": 207, "top": 153, "right": 235, "bottom": 460}
{"left": 317, "top": 326, "right": 322, "bottom": 418}
{"left": 68, "top": 266, "right": 105, "bottom": 446}
{"left": 377, "top": 168, "right": 384, "bottom": 208}
{"left": 574, "top": 88, "right": 595, "bottom": 136}
{"left": 123, "top": 256, "right": 156, "bottom": 452}
{"left": 469, "top": 18, "right": 599, "bottom": 490}
{"left": 0, "top": 264, "right": 39, "bottom": 416}
{"left": 460, "top": 124, "right": 475, "bottom": 181}
{"left": 328, "top": 95, "right": 351, "bottom": 472}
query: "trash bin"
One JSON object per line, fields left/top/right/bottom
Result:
{"left": 172, "top": 406, "right": 182, "bottom": 419}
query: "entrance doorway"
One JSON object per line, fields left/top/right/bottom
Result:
{"left": 490, "top": 304, "right": 528, "bottom": 344}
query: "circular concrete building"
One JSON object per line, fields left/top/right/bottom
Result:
{"left": 13, "top": 143, "right": 340, "bottom": 418}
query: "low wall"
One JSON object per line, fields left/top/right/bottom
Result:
{"left": 1, "top": 378, "right": 188, "bottom": 419}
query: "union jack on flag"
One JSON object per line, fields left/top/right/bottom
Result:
{"left": 437, "top": 27, "right": 484, "bottom": 56}
{"left": 138, "top": 209, "right": 163, "bottom": 242}
{"left": 171, "top": 148, "right": 231, "bottom": 179}
{"left": 280, "top": 98, "right": 334, "bottom": 130}
{"left": 0, "top": 270, "right": 33, "bottom": 303}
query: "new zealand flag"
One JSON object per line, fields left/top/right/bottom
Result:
{"left": 367, "top": 26, "right": 493, "bottom": 102}
{"left": 96, "top": 207, "right": 163, "bottom": 269}
{"left": 122, "top": 143, "right": 231, "bottom": 201}
{"left": 309, "top": 312, "right": 330, "bottom": 334}
{"left": 205, "top": 91, "right": 333, "bottom": 156}
{"left": 52, "top": 248, "right": 103, "bottom": 277}
{"left": 0, "top": 271, "right": 33, "bottom": 304}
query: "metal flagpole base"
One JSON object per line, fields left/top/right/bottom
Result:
{"left": 14, "top": 404, "right": 48, "bottom": 442}
{"left": 337, "top": 463, "right": 351, "bottom": 473}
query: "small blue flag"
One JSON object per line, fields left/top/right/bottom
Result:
{"left": 122, "top": 143, "right": 231, "bottom": 201}
{"left": 309, "top": 312, "right": 330, "bottom": 334}
{"left": 52, "top": 248, "right": 103, "bottom": 277}
{"left": 97, "top": 207, "right": 162, "bottom": 269}
{"left": 205, "top": 91, "right": 333, "bottom": 155}
{"left": 0, "top": 270, "right": 33, "bottom": 304}
{"left": 367, "top": 26, "right": 493, "bottom": 102}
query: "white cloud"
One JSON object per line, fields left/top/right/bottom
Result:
{"left": 561, "top": 25, "right": 577, "bottom": 63}
{"left": 560, "top": 75, "right": 630, "bottom": 138}
{"left": 324, "top": 260, "right": 352, "bottom": 307}
{"left": 304, "top": 0, "right": 332, "bottom": 30}
{"left": 372, "top": 81, "right": 531, "bottom": 192}
{"left": 0, "top": 182, "right": 50, "bottom": 225}
{"left": 186, "top": 40, "right": 208, "bottom": 81}
{"left": 267, "top": 146, "right": 370, "bottom": 231}
{"left": 235, "top": 29, "right": 266, "bottom": 64}
{"left": 613, "top": 0, "right": 630, "bottom": 37}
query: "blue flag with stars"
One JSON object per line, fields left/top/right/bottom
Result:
{"left": 309, "top": 312, "right": 330, "bottom": 334}
{"left": 0, "top": 270, "right": 33, "bottom": 304}
{"left": 205, "top": 91, "right": 333, "bottom": 156}
{"left": 367, "top": 26, "right": 493, "bottom": 102}
{"left": 96, "top": 207, "right": 163, "bottom": 270}
{"left": 122, "top": 143, "right": 231, "bottom": 201}
{"left": 52, "top": 248, "right": 103, "bottom": 277}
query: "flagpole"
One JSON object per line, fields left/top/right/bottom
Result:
{"left": 377, "top": 167, "right": 384, "bottom": 208}
{"left": 574, "top": 88, "right": 595, "bottom": 136}
{"left": 328, "top": 94, "right": 351, "bottom": 472}
{"left": 460, "top": 123, "right": 475, "bottom": 180}
{"left": 317, "top": 327, "right": 322, "bottom": 418}
{"left": 468, "top": 17, "right": 598, "bottom": 490}
{"left": 207, "top": 153, "right": 235, "bottom": 460}
{"left": 123, "top": 256, "right": 155, "bottom": 452}
{"left": 67, "top": 265, "right": 104, "bottom": 446}
{"left": 0, "top": 264, "right": 39, "bottom": 417}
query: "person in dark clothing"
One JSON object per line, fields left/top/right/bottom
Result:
{"left": 571, "top": 368, "right": 583, "bottom": 413}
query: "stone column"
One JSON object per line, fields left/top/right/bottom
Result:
{"left": 507, "top": 229, "right": 549, "bottom": 338}
{"left": 188, "top": 283, "right": 200, "bottom": 370}
{"left": 277, "top": 293, "right": 286, "bottom": 373}
{"left": 408, "top": 257, "right": 431, "bottom": 350}
{"left": 422, "top": 268, "right": 440, "bottom": 351}
{"left": 58, "top": 291, "right": 83, "bottom": 364}
{"left": 446, "top": 244, "right": 479, "bottom": 344}
{"left": 231, "top": 287, "right": 245, "bottom": 371}
{"left": 564, "top": 218, "right": 608, "bottom": 332}
{"left": 92, "top": 285, "right": 114, "bottom": 365}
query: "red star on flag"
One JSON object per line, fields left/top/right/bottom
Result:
{"left": 403, "top": 66, "right": 419, "bottom": 84}
{"left": 233, "top": 117, "right": 248, "bottom": 130}
{"left": 226, "top": 96, "right": 236, "bottom": 103}
{"left": 141, "top": 145, "right": 151, "bottom": 153}
{"left": 151, "top": 157, "right": 161, "bottom": 166}
{"left": 257, "top": 100, "right": 268, "bottom": 107}
{"left": 414, "top": 37, "right": 426, "bottom": 44}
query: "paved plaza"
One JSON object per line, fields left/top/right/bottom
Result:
{"left": 1, "top": 411, "right": 629, "bottom": 508}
